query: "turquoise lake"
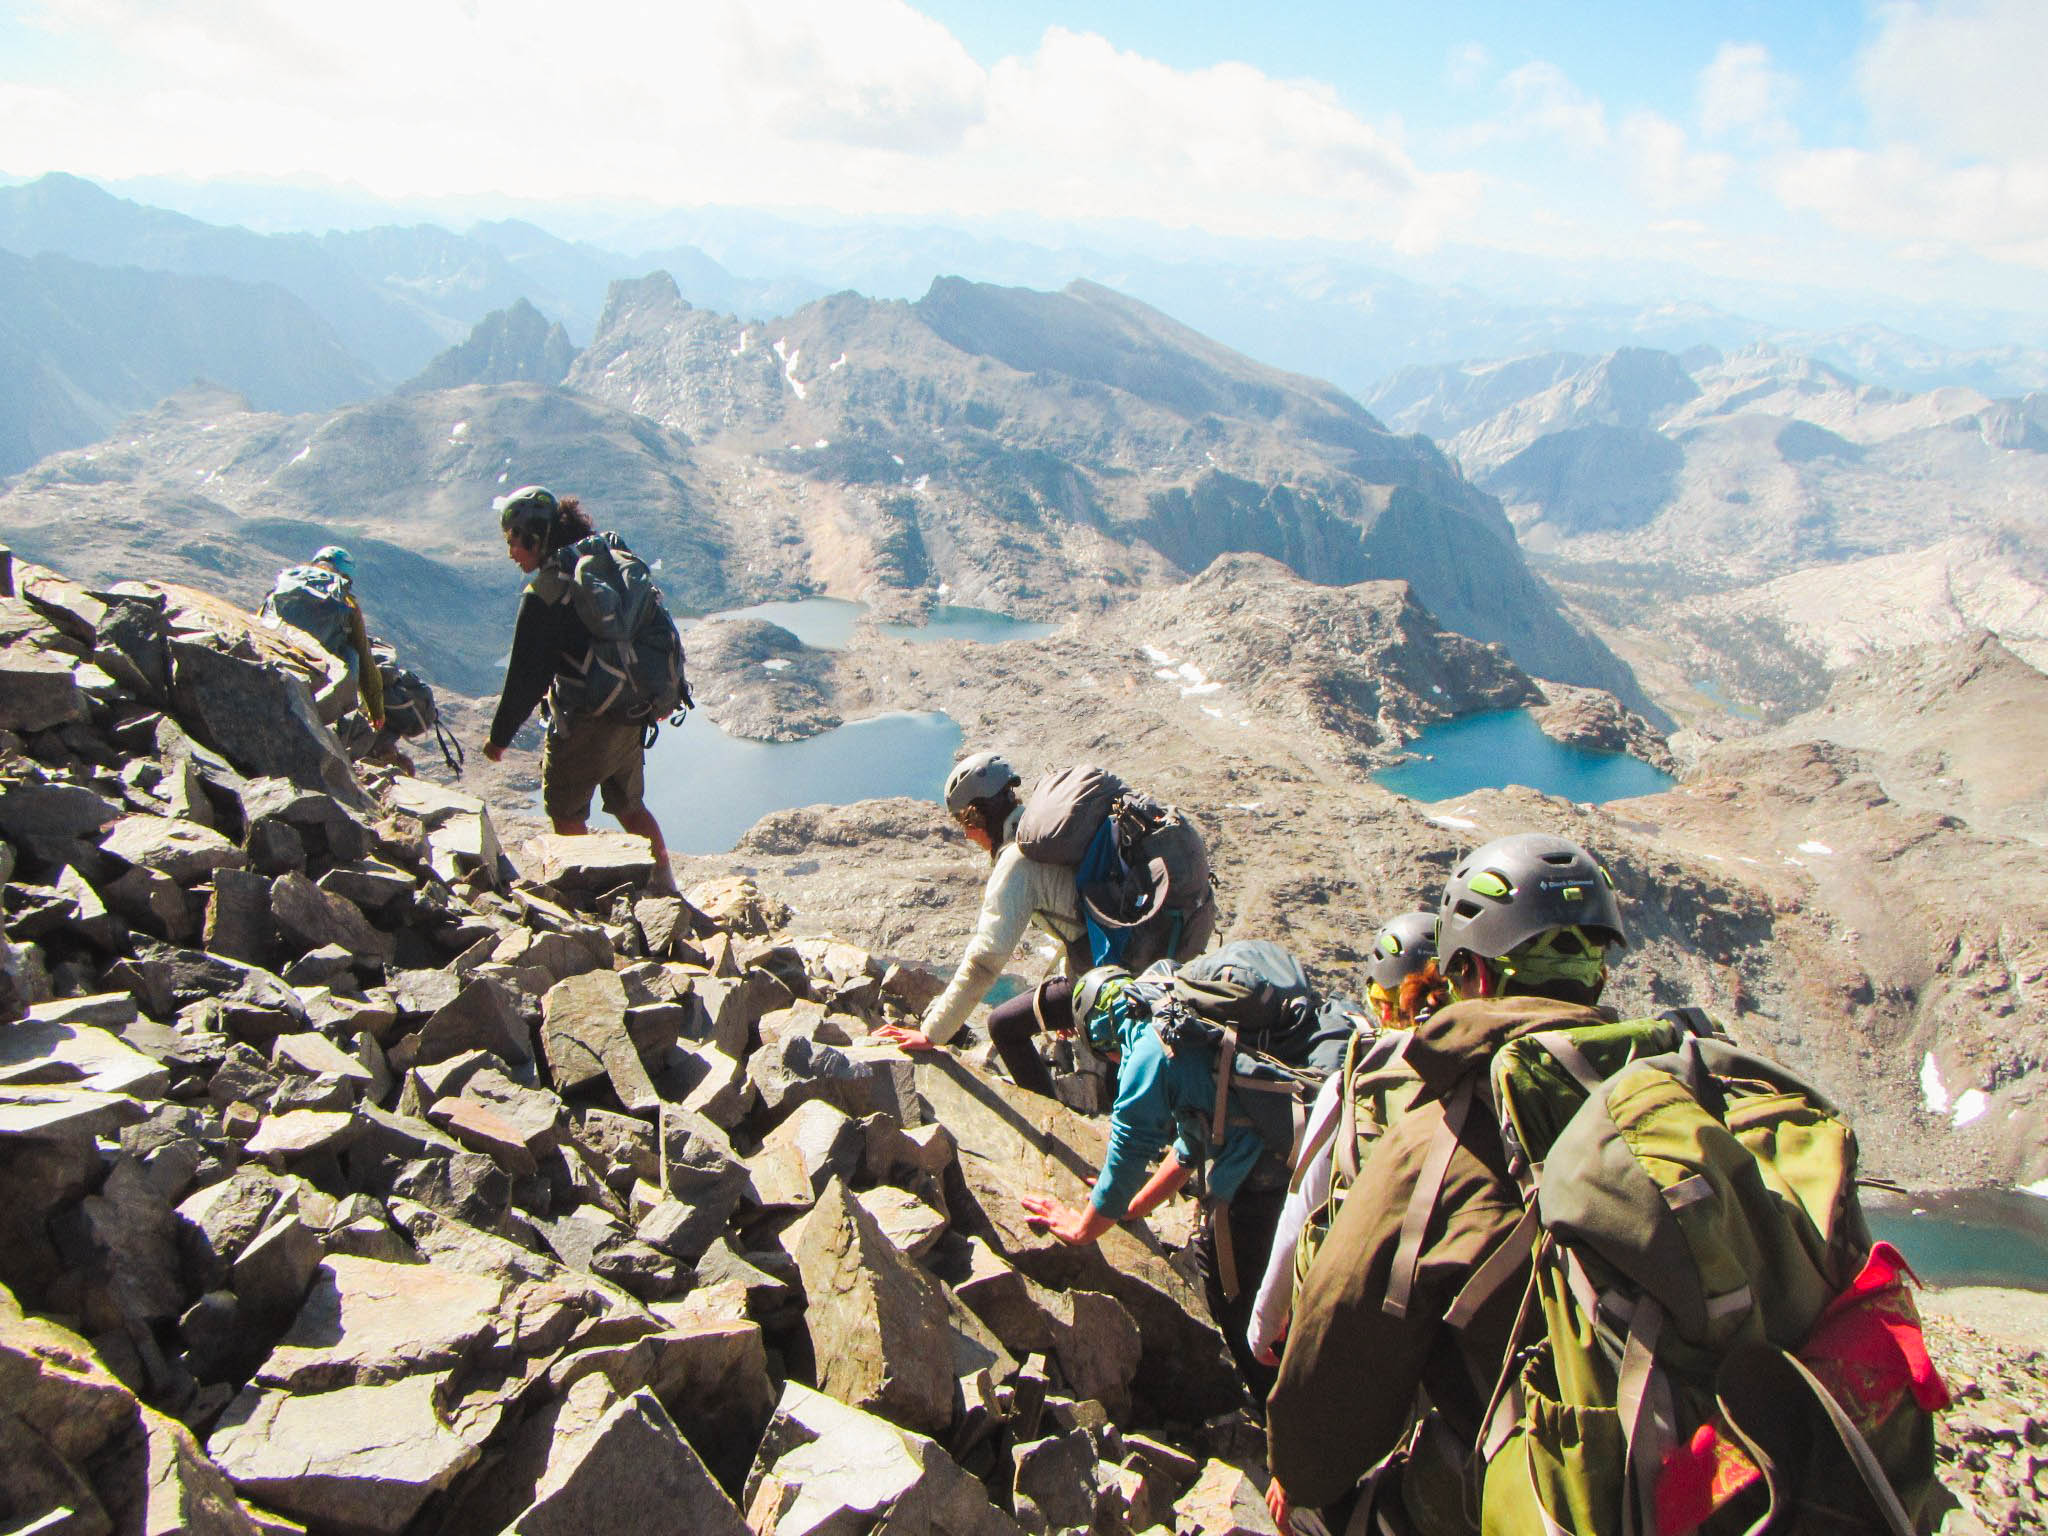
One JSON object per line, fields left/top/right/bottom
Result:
{"left": 692, "top": 597, "right": 1053, "bottom": 652}
{"left": 1863, "top": 1189, "right": 2048, "bottom": 1292}
{"left": 1374, "top": 709, "right": 1676, "bottom": 804}
{"left": 643, "top": 709, "right": 964, "bottom": 854}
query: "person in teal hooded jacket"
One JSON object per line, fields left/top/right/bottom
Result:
{"left": 1022, "top": 965, "right": 1298, "bottom": 1398}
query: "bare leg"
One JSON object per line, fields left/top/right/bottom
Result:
{"left": 616, "top": 805, "right": 678, "bottom": 892}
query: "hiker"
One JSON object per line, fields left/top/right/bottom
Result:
{"left": 1246, "top": 909, "right": 1446, "bottom": 1368}
{"left": 873, "top": 755, "right": 1214, "bottom": 1075}
{"left": 259, "top": 545, "right": 384, "bottom": 743}
{"left": 1266, "top": 833, "right": 1950, "bottom": 1536}
{"left": 481, "top": 485, "right": 685, "bottom": 892}
{"left": 1018, "top": 945, "right": 1329, "bottom": 1401}
{"left": 1263, "top": 835, "right": 1627, "bottom": 1535}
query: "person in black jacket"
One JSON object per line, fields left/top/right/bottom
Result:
{"left": 481, "top": 485, "right": 674, "bottom": 888}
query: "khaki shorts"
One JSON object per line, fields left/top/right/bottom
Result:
{"left": 541, "top": 716, "right": 647, "bottom": 824}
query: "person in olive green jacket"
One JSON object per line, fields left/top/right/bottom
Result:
{"left": 1264, "top": 833, "right": 1628, "bottom": 1536}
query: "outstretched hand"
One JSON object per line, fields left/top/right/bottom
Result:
{"left": 871, "top": 1023, "right": 936, "bottom": 1053}
{"left": 1020, "top": 1194, "right": 1099, "bottom": 1246}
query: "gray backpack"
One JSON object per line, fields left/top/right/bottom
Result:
{"left": 261, "top": 565, "right": 357, "bottom": 668}
{"left": 529, "top": 532, "right": 692, "bottom": 729}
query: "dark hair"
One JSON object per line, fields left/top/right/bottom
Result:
{"left": 545, "top": 494, "right": 595, "bottom": 554}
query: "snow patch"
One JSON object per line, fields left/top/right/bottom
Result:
{"left": 814, "top": 438, "right": 829, "bottom": 450}
{"left": 449, "top": 420, "right": 469, "bottom": 440}
{"left": 1183, "top": 682, "right": 1223, "bottom": 697}
{"left": 1920, "top": 1053, "right": 1950, "bottom": 1116}
{"left": 1202, "top": 705, "right": 1224, "bottom": 717}
{"left": 829, "top": 353, "right": 847, "bottom": 371}
{"left": 890, "top": 453, "right": 905, "bottom": 466}
{"left": 762, "top": 658, "right": 792, "bottom": 672}
{"left": 1141, "top": 645, "right": 1175, "bottom": 666}
{"left": 497, "top": 471, "right": 509, "bottom": 484}
{"left": 1428, "top": 815, "right": 1479, "bottom": 831}
{"left": 1153, "top": 669, "right": 1180, "bottom": 682}
{"left": 1952, "top": 1089, "right": 1989, "bottom": 1128}
{"left": 912, "top": 474, "right": 929, "bottom": 491}
{"left": 731, "top": 330, "right": 750, "bottom": 357}
{"left": 288, "top": 444, "right": 311, "bottom": 465}
{"left": 1227, "top": 802, "right": 1265, "bottom": 811}
{"left": 1797, "top": 840, "right": 1833, "bottom": 855}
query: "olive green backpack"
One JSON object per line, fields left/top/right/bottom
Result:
{"left": 1290, "top": 1026, "right": 1426, "bottom": 1295}
{"left": 1464, "top": 1030, "right": 1952, "bottom": 1536}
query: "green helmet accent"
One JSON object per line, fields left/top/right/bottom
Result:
{"left": 1437, "top": 832, "right": 1626, "bottom": 974}
{"left": 944, "top": 751, "right": 1019, "bottom": 817}
{"left": 497, "top": 484, "right": 559, "bottom": 543}
{"left": 1074, "top": 964, "right": 1135, "bottom": 1051}
{"left": 1496, "top": 926, "right": 1612, "bottom": 992}
{"left": 1367, "top": 910, "right": 1439, "bottom": 990}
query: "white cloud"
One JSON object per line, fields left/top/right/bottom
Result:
{"left": 0, "top": 1, "right": 1480, "bottom": 248}
{"left": 1859, "top": 0, "right": 2046, "bottom": 160}
{"left": 1697, "top": 42, "right": 1795, "bottom": 144}
{"left": 1458, "top": 61, "right": 1609, "bottom": 151}
{"left": 1623, "top": 111, "right": 1732, "bottom": 209}
{"left": 1763, "top": 1, "right": 2048, "bottom": 271}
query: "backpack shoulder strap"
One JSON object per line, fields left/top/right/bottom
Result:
{"left": 1384, "top": 1077, "right": 1476, "bottom": 1320}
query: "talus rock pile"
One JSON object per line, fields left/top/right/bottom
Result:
{"left": 1, "top": 551, "right": 1264, "bottom": 1534}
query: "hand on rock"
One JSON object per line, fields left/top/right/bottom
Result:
{"left": 1020, "top": 1195, "right": 1095, "bottom": 1245}
{"left": 1266, "top": 1476, "right": 1294, "bottom": 1535}
{"left": 872, "top": 1023, "right": 935, "bottom": 1052}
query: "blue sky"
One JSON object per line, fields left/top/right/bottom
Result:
{"left": 2, "top": 0, "right": 2043, "bottom": 316}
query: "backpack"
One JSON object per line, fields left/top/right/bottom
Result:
{"left": 1290, "top": 1027, "right": 1425, "bottom": 1297}
{"left": 1016, "top": 765, "right": 1215, "bottom": 970}
{"left": 371, "top": 642, "right": 464, "bottom": 775}
{"left": 1424, "top": 1019, "right": 1951, "bottom": 1536}
{"left": 529, "top": 532, "right": 693, "bottom": 731}
{"left": 261, "top": 565, "right": 357, "bottom": 668}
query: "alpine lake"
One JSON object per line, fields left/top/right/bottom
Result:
{"left": 644, "top": 599, "right": 1051, "bottom": 854}
{"left": 1374, "top": 708, "right": 1677, "bottom": 805}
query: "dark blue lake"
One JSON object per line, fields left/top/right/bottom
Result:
{"left": 692, "top": 598, "right": 1054, "bottom": 652}
{"left": 644, "top": 710, "right": 964, "bottom": 854}
{"left": 1863, "top": 1189, "right": 2048, "bottom": 1292}
{"left": 1374, "top": 709, "right": 1676, "bottom": 804}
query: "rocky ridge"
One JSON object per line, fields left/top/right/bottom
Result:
{"left": 4, "top": 543, "right": 2044, "bottom": 1532}
{"left": 0, "top": 550, "right": 1291, "bottom": 1534}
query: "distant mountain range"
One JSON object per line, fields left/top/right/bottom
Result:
{"left": 5, "top": 172, "right": 2048, "bottom": 453}
{"left": 1, "top": 268, "right": 1652, "bottom": 716}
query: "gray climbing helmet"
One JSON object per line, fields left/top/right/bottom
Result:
{"left": 312, "top": 545, "right": 356, "bottom": 584}
{"left": 1367, "top": 910, "right": 1439, "bottom": 991}
{"left": 496, "top": 484, "right": 559, "bottom": 543}
{"left": 944, "top": 751, "right": 1020, "bottom": 817}
{"left": 1437, "top": 832, "right": 1626, "bottom": 973}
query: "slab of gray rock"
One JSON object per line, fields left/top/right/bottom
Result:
{"left": 100, "top": 813, "right": 246, "bottom": 883}
{"left": 255, "top": 1254, "right": 504, "bottom": 1393}
{"left": 414, "top": 976, "right": 530, "bottom": 1067}
{"left": 742, "top": 1382, "right": 1022, "bottom": 1536}
{"left": 539, "top": 969, "right": 657, "bottom": 1110}
{"left": 913, "top": 1052, "right": 1241, "bottom": 1420}
{"left": 503, "top": 1387, "right": 747, "bottom": 1536}
{"left": 268, "top": 871, "right": 396, "bottom": 963}
{"left": 793, "top": 1176, "right": 955, "bottom": 1437}
{"left": 169, "top": 635, "right": 366, "bottom": 808}
{"left": 207, "top": 1371, "right": 479, "bottom": 1535}
{"left": 1013, "top": 1429, "right": 1103, "bottom": 1535}
{"left": 522, "top": 831, "right": 656, "bottom": 894}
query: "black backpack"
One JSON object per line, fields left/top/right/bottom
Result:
{"left": 529, "top": 532, "right": 693, "bottom": 733}
{"left": 371, "top": 642, "right": 463, "bottom": 775}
